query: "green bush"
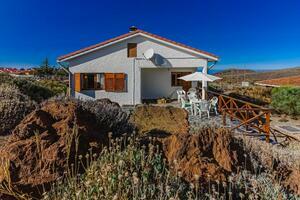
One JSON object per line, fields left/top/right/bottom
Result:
{"left": 271, "top": 87, "right": 300, "bottom": 115}
{"left": 0, "top": 73, "right": 67, "bottom": 102}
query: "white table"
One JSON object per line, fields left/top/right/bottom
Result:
{"left": 190, "top": 100, "right": 209, "bottom": 116}
{"left": 190, "top": 99, "right": 202, "bottom": 116}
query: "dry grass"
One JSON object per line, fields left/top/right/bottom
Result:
{"left": 41, "top": 129, "right": 298, "bottom": 200}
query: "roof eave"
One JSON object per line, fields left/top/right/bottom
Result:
{"left": 57, "top": 31, "right": 219, "bottom": 62}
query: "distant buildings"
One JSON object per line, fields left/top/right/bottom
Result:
{"left": 0, "top": 67, "right": 35, "bottom": 76}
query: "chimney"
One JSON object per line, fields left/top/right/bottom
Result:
{"left": 129, "top": 26, "right": 138, "bottom": 32}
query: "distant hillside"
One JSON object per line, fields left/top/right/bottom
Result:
{"left": 214, "top": 68, "right": 255, "bottom": 76}
{"left": 215, "top": 67, "right": 300, "bottom": 83}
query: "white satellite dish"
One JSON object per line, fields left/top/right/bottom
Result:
{"left": 143, "top": 48, "right": 154, "bottom": 60}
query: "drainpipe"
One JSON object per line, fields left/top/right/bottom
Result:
{"left": 202, "top": 61, "right": 218, "bottom": 100}
{"left": 132, "top": 58, "right": 136, "bottom": 105}
{"left": 208, "top": 61, "right": 217, "bottom": 70}
{"left": 57, "top": 62, "right": 71, "bottom": 97}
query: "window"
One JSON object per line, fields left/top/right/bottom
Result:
{"left": 105, "top": 73, "right": 126, "bottom": 92}
{"left": 77, "top": 73, "right": 126, "bottom": 92}
{"left": 171, "top": 72, "right": 191, "bottom": 86}
{"left": 81, "top": 73, "right": 104, "bottom": 90}
{"left": 127, "top": 43, "right": 137, "bottom": 57}
{"left": 95, "top": 74, "right": 105, "bottom": 89}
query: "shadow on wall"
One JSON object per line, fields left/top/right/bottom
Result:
{"left": 150, "top": 53, "right": 172, "bottom": 67}
{"left": 77, "top": 90, "right": 96, "bottom": 99}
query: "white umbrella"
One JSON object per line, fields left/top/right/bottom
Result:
{"left": 178, "top": 72, "right": 221, "bottom": 99}
{"left": 178, "top": 72, "right": 221, "bottom": 82}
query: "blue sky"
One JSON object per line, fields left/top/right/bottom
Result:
{"left": 0, "top": 0, "right": 300, "bottom": 70}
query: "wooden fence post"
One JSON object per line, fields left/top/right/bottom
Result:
{"left": 265, "top": 112, "right": 271, "bottom": 143}
{"left": 223, "top": 111, "right": 226, "bottom": 126}
{"left": 230, "top": 99, "right": 233, "bottom": 121}
{"left": 218, "top": 96, "right": 222, "bottom": 113}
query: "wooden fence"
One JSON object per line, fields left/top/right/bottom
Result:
{"left": 206, "top": 90, "right": 300, "bottom": 144}
{"left": 207, "top": 90, "right": 272, "bottom": 142}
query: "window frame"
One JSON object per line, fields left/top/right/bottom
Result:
{"left": 81, "top": 73, "right": 105, "bottom": 90}
{"left": 171, "top": 72, "right": 191, "bottom": 87}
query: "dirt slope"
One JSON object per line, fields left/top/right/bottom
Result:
{"left": 0, "top": 100, "right": 110, "bottom": 198}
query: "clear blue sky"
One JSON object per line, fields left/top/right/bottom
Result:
{"left": 1, "top": 0, "right": 300, "bottom": 70}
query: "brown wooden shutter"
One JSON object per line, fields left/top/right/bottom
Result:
{"left": 74, "top": 73, "right": 81, "bottom": 92}
{"left": 105, "top": 73, "right": 115, "bottom": 91}
{"left": 115, "top": 73, "right": 125, "bottom": 92}
{"left": 127, "top": 43, "right": 137, "bottom": 57}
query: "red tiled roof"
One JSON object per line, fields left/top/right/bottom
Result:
{"left": 57, "top": 29, "right": 219, "bottom": 61}
{"left": 256, "top": 75, "right": 300, "bottom": 87}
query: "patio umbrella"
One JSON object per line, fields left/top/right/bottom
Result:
{"left": 178, "top": 72, "right": 221, "bottom": 99}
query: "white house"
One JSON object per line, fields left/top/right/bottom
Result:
{"left": 57, "top": 27, "right": 219, "bottom": 105}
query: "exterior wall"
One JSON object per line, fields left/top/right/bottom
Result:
{"left": 141, "top": 68, "right": 197, "bottom": 99}
{"left": 67, "top": 35, "right": 208, "bottom": 105}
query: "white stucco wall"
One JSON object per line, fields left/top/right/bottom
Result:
{"left": 67, "top": 35, "right": 208, "bottom": 105}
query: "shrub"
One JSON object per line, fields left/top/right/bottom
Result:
{"left": 38, "top": 79, "right": 67, "bottom": 96}
{"left": 80, "top": 99, "right": 132, "bottom": 135}
{"left": 271, "top": 87, "right": 300, "bottom": 115}
{"left": 0, "top": 73, "right": 67, "bottom": 102}
{"left": 12, "top": 78, "right": 55, "bottom": 102}
{"left": 0, "top": 83, "right": 36, "bottom": 134}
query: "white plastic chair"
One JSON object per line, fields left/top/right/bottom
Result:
{"left": 187, "top": 92, "right": 197, "bottom": 102}
{"left": 195, "top": 100, "right": 210, "bottom": 118}
{"left": 210, "top": 96, "right": 218, "bottom": 115}
{"left": 176, "top": 89, "right": 186, "bottom": 103}
{"left": 180, "top": 97, "right": 193, "bottom": 114}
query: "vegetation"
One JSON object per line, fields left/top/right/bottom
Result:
{"left": 42, "top": 131, "right": 298, "bottom": 200}
{"left": 34, "top": 57, "right": 68, "bottom": 77}
{"left": 271, "top": 87, "right": 300, "bottom": 115}
{"left": 0, "top": 83, "right": 36, "bottom": 134}
{"left": 0, "top": 73, "right": 67, "bottom": 102}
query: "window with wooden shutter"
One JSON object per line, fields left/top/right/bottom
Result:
{"left": 74, "top": 73, "right": 81, "bottom": 92}
{"left": 127, "top": 43, "right": 137, "bottom": 57}
{"left": 115, "top": 73, "right": 125, "bottom": 92}
{"left": 104, "top": 73, "right": 126, "bottom": 92}
{"left": 105, "top": 73, "right": 115, "bottom": 91}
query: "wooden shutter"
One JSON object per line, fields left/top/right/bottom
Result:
{"left": 74, "top": 73, "right": 81, "bottom": 92}
{"left": 105, "top": 73, "right": 115, "bottom": 91}
{"left": 115, "top": 73, "right": 125, "bottom": 92}
{"left": 127, "top": 43, "right": 137, "bottom": 57}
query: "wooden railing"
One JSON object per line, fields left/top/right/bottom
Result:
{"left": 207, "top": 90, "right": 272, "bottom": 142}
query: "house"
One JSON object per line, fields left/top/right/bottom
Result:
{"left": 255, "top": 75, "right": 300, "bottom": 88}
{"left": 57, "top": 27, "right": 219, "bottom": 105}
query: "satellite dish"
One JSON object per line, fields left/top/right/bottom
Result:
{"left": 143, "top": 48, "right": 154, "bottom": 60}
